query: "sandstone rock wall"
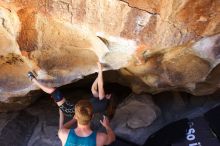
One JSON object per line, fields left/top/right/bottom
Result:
{"left": 0, "top": 0, "right": 219, "bottom": 111}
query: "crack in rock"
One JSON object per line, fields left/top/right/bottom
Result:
{"left": 119, "top": 0, "right": 159, "bottom": 16}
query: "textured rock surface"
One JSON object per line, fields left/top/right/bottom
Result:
{"left": 111, "top": 93, "right": 160, "bottom": 144}
{"left": 0, "top": 0, "right": 219, "bottom": 111}
{"left": 111, "top": 94, "right": 160, "bottom": 129}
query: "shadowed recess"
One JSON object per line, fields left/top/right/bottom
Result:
{"left": 0, "top": 111, "right": 38, "bottom": 146}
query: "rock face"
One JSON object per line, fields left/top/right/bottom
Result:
{"left": 123, "top": 34, "right": 220, "bottom": 94}
{"left": 0, "top": 0, "right": 219, "bottom": 111}
{"left": 111, "top": 93, "right": 160, "bottom": 145}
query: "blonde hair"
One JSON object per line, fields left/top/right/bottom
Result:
{"left": 75, "top": 100, "right": 93, "bottom": 125}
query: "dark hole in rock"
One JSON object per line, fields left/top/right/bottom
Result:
{"left": 38, "top": 71, "right": 132, "bottom": 114}
{"left": 61, "top": 71, "right": 131, "bottom": 101}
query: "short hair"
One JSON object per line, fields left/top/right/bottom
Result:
{"left": 75, "top": 100, "right": 93, "bottom": 125}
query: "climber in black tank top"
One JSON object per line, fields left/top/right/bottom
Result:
{"left": 89, "top": 62, "right": 111, "bottom": 113}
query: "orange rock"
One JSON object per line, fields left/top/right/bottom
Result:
{"left": 0, "top": 0, "right": 220, "bottom": 112}
{"left": 134, "top": 44, "right": 153, "bottom": 65}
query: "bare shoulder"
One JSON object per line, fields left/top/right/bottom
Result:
{"left": 96, "top": 132, "right": 107, "bottom": 146}
{"left": 58, "top": 128, "right": 69, "bottom": 135}
{"left": 58, "top": 128, "right": 70, "bottom": 144}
